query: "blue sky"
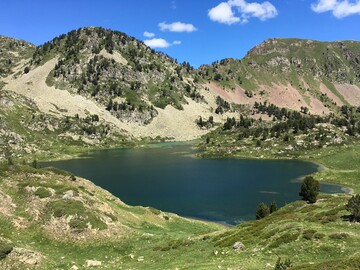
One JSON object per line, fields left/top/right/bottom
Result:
{"left": 1, "top": 0, "right": 360, "bottom": 67}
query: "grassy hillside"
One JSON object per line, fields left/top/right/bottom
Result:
{"left": 0, "top": 163, "right": 223, "bottom": 270}
{"left": 198, "top": 38, "right": 360, "bottom": 112}
{"left": 1, "top": 144, "right": 360, "bottom": 269}
{"left": 1, "top": 31, "right": 360, "bottom": 269}
{"left": 0, "top": 89, "right": 135, "bottom": 162}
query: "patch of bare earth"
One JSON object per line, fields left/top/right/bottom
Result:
{"left": 206, "top": 82, "right": 252, "bottom": 105}
{"left": 0, "top": 190, "right": 15, "bottom": 216}
{"left": 335, "top": 84, "right": 360, "bottom": 106}
{"left": 3, "top": 59, "right": 225, "bottom": 141}
{"left": 208, "top": 82, "right": 329, "bottom": 115}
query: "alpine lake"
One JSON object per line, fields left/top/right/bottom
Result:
{"left": 42, "top": 142, "right": 345, "bottom": 226}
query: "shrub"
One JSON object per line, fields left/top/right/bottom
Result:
{"left": 69, "top": 218, "right": 87, "bottom": 232}
{"left": 314, "top": 232, "right": 325, "bottom": 239}
{"left": 31, "top": 159, "right": 38, "bottom": 169}
{"left": 269, "top": 232, "right": 300, "bottom": 249}
{"left": 48, "top": 200, "right": 85, "bottom": 218}
{"left": 34, "top": 187, "right": 51, "bottom": 198}
{"left": 0, "top": 241, "right": 13, "bottom": 260}
{"left": 346, "top": 194, "right": 360, "bottom": 221}
{"left": 274, "top": 257, "right": 292, "bottom": 270}
{"left": 299, "top": 176, "right": 320, "bottom": 203}
{"left": 329, "top": 233, "right": 349, "bottom": 240}
{"left": 104, "top": 212, "right": 118, "bottom": 222}
{"left": 148, "top": 207, "right": 161, "bottom": 215}
{"left": 302, "top": 229, "right": 317, "bottom": 240}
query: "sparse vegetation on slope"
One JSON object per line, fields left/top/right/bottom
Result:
{"left": 30, "top": 27, "right": 206, "bottom": 124}
{"left": 199, "top": 38, "right": 360, "bottom": 114}
{"left": 0, "top": 36, "right": 35, "bottom": 78}
{"left": 1, "top": 29, "right": 360, "bottom": 269}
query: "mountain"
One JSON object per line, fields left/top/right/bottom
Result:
{"left": 199, "top": 38, "right": 360, "bottom": 114}
{"left": 2, "top": 28, "right": 360, "bottom": 156}
{"left": 0, "top": 36, "right": 35, "bottom": 78}
{"left": 1, "top": 28, "right": 360, "bottom": 269}
{"left": 1, "top": 27, "right": 226, "bottom": 142}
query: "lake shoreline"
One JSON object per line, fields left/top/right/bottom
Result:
{"left": 42, "top": 143, "right": 346, "bottom": 225}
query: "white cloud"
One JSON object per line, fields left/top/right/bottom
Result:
{"left": 143, "top": 31, "right": 155, "bottom": 38}
{"left": 208, "top": 2, "right": 241, "bottom": 24}
{"left": 144, "top": 38, "right": 171, "bottom": 48}
{"left": 311, "top": 0, "right": 360, "bottom": 18}
{"left": 159, "top": 21, "right": 197, "bottom": 32}
{"left": 173, "top": 40, "right": 182, "bottom": 45}
{"left": 208, "top": 0, "right": 278, "bottom": 25}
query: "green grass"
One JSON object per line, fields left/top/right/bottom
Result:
{"left": 34, "top": 187, "right": 52, "bottom": 198}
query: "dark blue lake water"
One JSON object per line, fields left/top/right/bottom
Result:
{"left": 42, "top": 143, "right": 344, "bottom": 225}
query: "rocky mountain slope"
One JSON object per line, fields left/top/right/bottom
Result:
{"left": 1, "top": 28, "right": 360, "bottom": 156}
{"left": 1, "top": 27, "right": 228, "bottom": 142}
{"left": 0, "top": 36, "right": 35, "bottom": 78}
{"left": 199, "top": 38, "right": 360, "bottom": 114}
{"left": 1, "top": 28, "right": 360, "bottom": 269}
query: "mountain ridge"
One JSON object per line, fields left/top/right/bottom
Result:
{"left": 1, "top": 27, "right": 360, "bottom": 269}
{"left": 1, "top": 26, "right": 360, "bottom": 153}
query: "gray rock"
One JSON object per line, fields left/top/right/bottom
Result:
{"left": 233, "top": 241, "right": 245, "bottom": 251}
{"left": 85, "top": 260, "right": 102, "bottom": 267}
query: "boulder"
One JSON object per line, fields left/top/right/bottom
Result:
{"left": 233, "top": 241, "right": 245, "bottom": 251}
{"left": 85, "top": 260, "right": 102, "bottom": 267}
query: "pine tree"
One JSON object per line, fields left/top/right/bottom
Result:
{"left": 270, "top": 200, "right": 278, "bottom": 213}
{"left": 346, "top": 194, "right": 360, "bottom": 221}
{"left": 256, "top": 202, "right": 270, "bottom": 220}
{"left": 299, "top": 176, "right": 320, "bottom": 203}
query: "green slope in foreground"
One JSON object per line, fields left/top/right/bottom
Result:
{"left": 0, "top": 141, "right": 360, "bottom": 269}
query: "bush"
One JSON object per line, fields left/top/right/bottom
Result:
{"left": 269, "top": 232, "right": 300, "bottom": 249}
{"left": 104, "top": 212, "right": 118, "bottom": 222}
{"left": 69, "top": 218, "right": 88, "bottom": 232}
{"left": 148, "top": 207, "right": 161, "bottom": 215}
{"left": 346, "top": 194, "right": 360, "bottom": 221}
{"left": 299, "top": 176, "right": 320, "bottom": 203}
{"left": 31, "top": 159, "right": 38, "bottom": 169}
{"left": 34, "top": 187, "right": 51, "bottom": 198}
{"left": 314, "top": 232, "right": 325, "bottom": 239}
{"left": 48, "top": 199, "right": 85, "bottom": 218}
{"left": 274, "top": 257, "right": 292, "bottom": 270}
{"left": 0, "top": 241, "right": 13, "bottom": 260}
{"left": 329, "top": 233, "right": 349, "bottom": 240}
{"left": 302, "top": 229, "right": 317, "bottom": 240}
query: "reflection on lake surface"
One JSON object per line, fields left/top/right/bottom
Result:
{"left": 42, "top": 143, "right": 345, "bottom": 225}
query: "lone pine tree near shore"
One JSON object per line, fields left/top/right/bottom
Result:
{"left": 256, "top": 202, "right": 270, "bottom": 219}
{"left": 346, "top": 194, "right": 360, "bottom": 222}
{"left": 299, "top": 176, "right": 320, "bottom": 203}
